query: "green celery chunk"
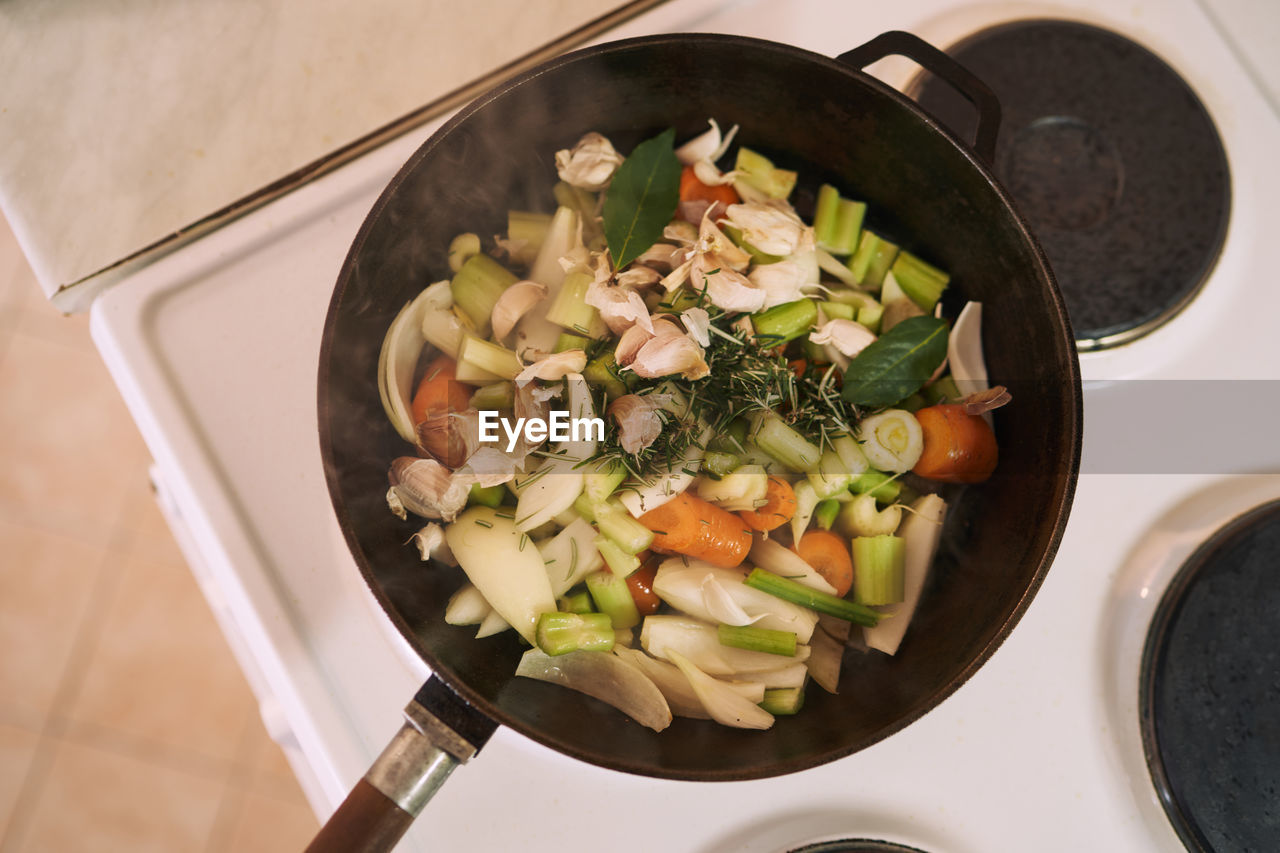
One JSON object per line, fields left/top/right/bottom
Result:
{"left": 734, "top": 147, "right": 798, "bottom": 199}
{"left": 586, "top": 570, "right": 641, "bottom": 630}
{"left": 468, "top": 483, "right": 506, "bottom": 508}
{"left": 891, "top": 250, "right": 950, "bottom": 311}
{"left": 557, "top": 589, "right": 595, "bottom": 614}
{"left": 450, "top": 254, "right": 517, "bottom": 334}
{"left": 717, "top": 624, "right": 798, "bottom": 657}
{"left": 760, "top": 686, "right": 805, "bottom": 715}
{"left": 592, "top": 498, "right": 654, "bottom": 555}
{"left": 536, "top": 612, "right": 615, "bottom": 656}
{"left": 751, "top": 298, "right": 818, "bottom": 346}
{"left": 744, "top": 568, "right": 880, "bottom": 626}
{"left": 814, "top": 499, "right": 841, "bottom": 531}
{"left": 847, "top": 231, "right": 899, "bottom": 291}
{"left": 752, "top": 411, "right": 821, "bottom": 473}
{"left": 850, "top": 469, "right": 901, "bottom": 504}
{"left": 595, "top": 535, "right": 641, "bottom": 578}
{"left": 852, "top": 535, "right": 906, "bottom": 606}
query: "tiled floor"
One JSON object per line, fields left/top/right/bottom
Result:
{"left": 0, "top": 216, "right": 319, "bottom": 851}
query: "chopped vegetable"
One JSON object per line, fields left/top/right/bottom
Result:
{"left": 679, "top": 164, "right": 740, "bottom": 215}
{"left": 737, "top": 475, "right": 797, "bottom": 531}
{"left": 912, "top": 404, "right": 999, "bottom": 483}
{"left": 863, "top": 494, "right": 947, "bottom": 655}
{"left": 717, "top": 624, "right": 798, "bottom": 657}
{"left": 851, "top": 534, "right": 906, "bottom": 605}
{"left": 447, "top": 232, "right": 482, "bottom": 273}
{"left": 838, "top": 493, "right": 902, "bottom": 538}
{"left": 586, "top": 569, "right": 642, "bottom": 630}
{"left": 516, "top": 649, "right": 671, "bottom": 732}
{"left": 744, "top": 568, "right": 879, "bottom": 627}
{"left": 451, "top": 254, "right": 518, "bottom": 335}
{"left": 759, "top": 686, "right": 805, "bottom": 715}
{"left": 667, "top": 650, "right": 775, "bottom": 730}
{"left": 857, "top": 409, "right": 924, "bottom": 473}
{"left": 793, "top": 529, "right": 855, "bottom": 597}
{"left": 651, "top": 559, "right": 818, "bottom": 641}
{"left": 641, "top": 615, "right": 810, "bottom": 676}
{"left": 637, "top": 492, "right": 753, "bottom": 569}
{"left": 536, "top": 612, "right": 616, "bottom": 655}
{"left": 625, "top": 557, "right": 662, "bottom": 616}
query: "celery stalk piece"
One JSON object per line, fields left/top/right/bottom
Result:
{"left": 846, "top": 231, "right": 899, "bottom": 291}
{"left": 558, "top": 589, "right": 595, "bottom": 614}
{"left": 467, "top": 483, "right": 506, "bottom": 508}
{"left": 717, "top": 624, "right": 798, "bottom": 657}
{"left": 751, "top": 298, "right": 819, "bottom": 345}
{"left": 571, "top": 491, "right": 596, "bottom": 523}
{"left": 450, "top": 254, "right": 517, "bottom": 335}
{"left": 719, "top": 223, "right": 784, "bottom": 265}
{"left": 807, "top": 448, "right": 853, "bottom": 498}
{"left": 733, "top": 146, "right": 797, "bottom": 200}
{"left": 923, "top": 374, "right": 962, "bottom": 405}
{"left": 582, "top": 351, "right": 631, "bottom": 400}
{"left": 891, "top": 250, "right": 950, "bottom": 311}
{"left": 863, "top": 494, "right": 947, "bottom": 655}
{"left": 814, "top": 499, "right": 841, "bottom": 531}
{"left": 592, "top": 497, "right": 655, "bottom": 555}
{"left": 552, "top": 182, "right": 604, "bottom": 249}
{"left": 536, "top": 612, "right": 615, "bottom": 656}
{"left": 829, "top": 199, "right": 867, "bottom": 256}
{"left": 545, "top": 270, "right": 609, "bottom": 338}
{"left": 751, "top": 411, "right": 821, "bottom": 473}
{"left": 744, "top": 568, "right": 880, "bottom": 626}
{"left": 759, "top": 687, "right": 805, "bottom": 715}
{"left": 702, "top": 450, "right": 741, "bottom": 479}
{"left": 823, "top": 288, "right": 880, "bottom": 310}
{"left": 456, "top": 334, "right": 521, "bottom": 382}
{"left": 852, "top": 535, "right": 906, "bottom": 605}
{"left": 838, "top": 493, "right": 902, "bottom": 539}
{"left": 586, "top": 569, "right": 641, "bottom": 630}
{"left": 856, "top": 302, "right": 884, "bottom": 334}
{"left": 555, "top": 332, "right": 593, "bottom": 353}
{"left": 507, "top": 211, "right": 552, "bottom": 267}
{"left": 468, "top": 381, "right": 513, "bottom": 412}
{"left": 594, "top": 535, "right": 641, "bottom": 578}
{"left": 812, "top": 184, "right": 842, "bottom": 249}
{"left": 448, "top": 232, "right": 482, "bottom": 273}
{"left": 849, "top": 469, "right": 902, "bottom": 504}
{"left": 583, "top": 459, "right": 627, "bottom": 504}
{"left": 817, "top": 300, "right": 856, "bottom": 321}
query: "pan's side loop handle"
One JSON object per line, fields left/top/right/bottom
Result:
{"left": 837, "top": 31, "right": 1001, "bottom": 165}
{"left": 305, "top": 677, "right": 499, "bottom": 853}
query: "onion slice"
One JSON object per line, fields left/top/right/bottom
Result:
{"left": 516, "top": 649, "right": 672, "bottom": 732}
{"left": 667, "top": 650, "right": 774, "bottom": 730}
{"left": 378, "top": 289, "right": 436, "bottom": 443}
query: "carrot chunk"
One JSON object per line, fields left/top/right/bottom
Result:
{"left": 794, "top": 529, "right": 854, "bottom": 597}
{"left": 739, "top": 476, "right": 798, "bottom": 532}
{"left": 912, "top": 404, "right": 999, "bottom": 484}
{"left": 638, "top": 492, "right": 752, "bottom": 569}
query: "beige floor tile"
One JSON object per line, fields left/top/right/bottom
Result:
{"left": 218, "top": 776, "right": 318, "bottom": 853}
{"left": 123, "top": 486, "right": 189, "bottom": 573}
{"left": 239, "top": 709, "right": 309, "bottom": 802}
{"left": 61, "top": 545, "right": 258, "bottom": 774}
{"left": 11, "top": 738, "right": 224, "bottom": 853}
{"left": 0, "top": 520, "right": 106, "bottom": 726}
{"left": 14, "top": 282, "right": 95, "bottom": 355}
{"left": 0, "top": 331, "right": 152, "bottom": 545}
{"left": 0, "top": 723, "right": 41, "bottom": 840}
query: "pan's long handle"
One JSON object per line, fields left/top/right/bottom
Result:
{"left": 305, "top": 677, "right": 498, "bottom": 853}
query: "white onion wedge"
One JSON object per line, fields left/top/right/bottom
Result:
{"left": 652, "top": 560, "right": 818, "bottom": 642}
{"left": 806, "top": 620, "right": 845, "bottom": 694}
{"left": 733, "top": 662, "right": 810, "bottom": 690}
{"left": 444, "top": 506, "right": 555, "bottom": 644}
{"left": 749, "top": 536, "right": 838, "bottom": 595}
{"left": 864, "top": 494, "right": 947, "bottom": 655}
{"left": 514, "top": 456, "right": 583, "bottom": 533}
{"left": 378, "top": 289, "right": 435, "bottom": 443}
{"left": 444, "top": 584, "right": 490, "bottom": 626}
{"left": 475, "top": 609, "right": 511, "bottom": 638}
{"left": 538, "top": 517, "right": 603, "bottom": 596}
{"left": 641, "top": 615, "right": 809, "bottom": 676}
{"left": 667, "top": 650, "right": 774, "bottom": 730}
{"left": 948, "top": 301, "right": 988, "bottom": 396}
{"left": 516, "top": 649, "right": 672, "bottom": 732}
{"left": 614, "top": 647, "right": 710, "bottom": 718}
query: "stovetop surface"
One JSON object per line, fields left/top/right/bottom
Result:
{"left": 86, "top": 0, "right": 1280, "bottom": 851}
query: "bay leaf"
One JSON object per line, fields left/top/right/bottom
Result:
{"left": 841, "top": 315, "right": 949, "bottom": 408}
{"left": 603, "top": 128, "right": 681, "bottom": 270}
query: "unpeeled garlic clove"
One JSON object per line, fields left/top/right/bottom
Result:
{"left": 491, "top": 280, "right": 548, "bottom": 341}
{"left": 389, "top": 457, "right": 471, "bottom": 522}
{"left": 555, "top": 132, "right": 624, "bottom": 191}
{"left": 608, "top": 394, "right": 665, "bottom": 454}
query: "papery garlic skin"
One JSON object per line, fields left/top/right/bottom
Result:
{"left": 555, "top": 132, "right": 624, "bottom": 191}
{"left": 491, "top": 280, "right": 548, "bottom": 340}
{"left": 516, "top": 349, "right": 588, "bottom": 383}
{"left": 723, "top": 202, "right": 809, "bottom": 257}
{"left": 608, "top": 394, "right": 665, "bottom": 454}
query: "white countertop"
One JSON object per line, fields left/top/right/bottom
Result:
{"left": 0, "top": 0, "right": 626, "bottom": 310}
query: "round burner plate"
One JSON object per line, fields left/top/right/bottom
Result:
{"left": 912, "top": 19, "right": 1231, "bottom": 350}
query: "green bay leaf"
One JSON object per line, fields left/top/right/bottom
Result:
{"left": 841, "top": 315, "right": 949, "bottom": 408}
{"left": 602, "top": 128, "right": 681, "bottom": 270}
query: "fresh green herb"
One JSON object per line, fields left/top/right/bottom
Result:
{"left": 602, "top": 129, "right": 681, "bottom": 269}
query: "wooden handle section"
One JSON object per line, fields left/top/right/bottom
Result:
{"left": 304, "top": 778, "right": 415, "bottom": 853}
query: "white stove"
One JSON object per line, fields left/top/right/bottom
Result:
{"left": 87, "top": 0, "right": 1280, "bottom": 850}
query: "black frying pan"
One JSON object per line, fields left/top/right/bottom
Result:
{"left": 311, "top": 31, "right": 1081, "bottom": 852}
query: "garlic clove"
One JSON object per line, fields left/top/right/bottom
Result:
{"left": 491, "top": 280, "right": 548, "bottom": 341}
{"left": 692, "top": 256, "right": 766, "bottom": 314}
{"left": 585, "top": 279, "right": 654, "bottom": 335}
{"left": 608, "top": 394, "right": 665, "bottom": 453}
{"left": 723, "top": 202, "right": 807, "bottom": 257}
{"left": 615, "top": 324, "right": 655, "bottom": 366}
{"left": 516, "top": 349, "right": 588, "bottom": 383}
{"left": 629, "top": 333, "right": 710, "bottom": 380}
{"left": 810, "top": 318, "right": 877, "bottom": 358}
{"left": 389, "top": 457, "right": 471, "bottom": 522}
{"left": 555, "top": 132, "right": 624, "bottom": 191}
{"left": 680, "top": 307, "right": 711, "bottom": 347}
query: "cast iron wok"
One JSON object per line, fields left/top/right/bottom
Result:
{"left": 312, "top": 31, "right": 1081, "bottom": 852}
